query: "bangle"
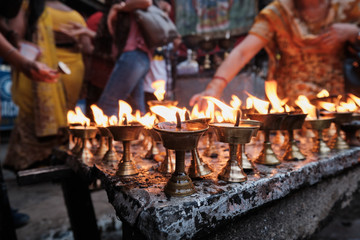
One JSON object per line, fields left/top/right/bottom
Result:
{"left": 213, "top": 75, "right": 228, "bottom": 84}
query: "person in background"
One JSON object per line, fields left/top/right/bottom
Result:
{"left": 97, "top": 0, "right": 153, "bottom": 116}
{"left": 143, "top": 0, "right": 180, "bottom": 111}
{"left": 58, "top": 0, "right": 118, "bottom": 120}
{"left": 190, "top": 0, "right": 360, "bottom": 108}
{"left": 0, "top": 0, "right": 59, "bottom": 232}
{"left": 47, "top": 0, "right": 93, "bottom": 110}
{"left": 3, "top": 0, "right": 68, "bottom": 172}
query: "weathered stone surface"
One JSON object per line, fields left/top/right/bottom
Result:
{"left": 59, "top": 136, "right": 360, "bottom": 239}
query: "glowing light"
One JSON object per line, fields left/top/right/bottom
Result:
{"left": 295, "top": 95, "right": 317, "bottom": 119}
{"left": 151, "top": 80, "right": 166, "bottom": 101}
{"left": 316, "top": 89, "right": 330, "bottom": 98}
{"left": 90, "top": 105, "right": 108, "bottom": 127}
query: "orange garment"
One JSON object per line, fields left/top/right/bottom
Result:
{"left": 249, "top": 0, "right": 360, "bottom": 103}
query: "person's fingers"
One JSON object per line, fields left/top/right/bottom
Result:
{"left": 198, "top": 98, "right": 209, "bottom": 112}
{"left": 189, "top": 93, "right": 202, "bottom": 107}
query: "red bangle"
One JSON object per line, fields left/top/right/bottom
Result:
{"left": 213, "top": 75, "right": 228, "bottom": 84}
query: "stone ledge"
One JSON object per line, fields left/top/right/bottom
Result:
{"left": 56, "top": 145, "right": 360, "bottom": 239}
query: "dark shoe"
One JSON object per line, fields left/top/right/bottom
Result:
{"left": 12, "top": 209, "right": 30, "bottom": 228}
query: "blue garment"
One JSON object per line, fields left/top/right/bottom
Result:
{"left": 97, "top": 50, "right": 150, "bottom": 116}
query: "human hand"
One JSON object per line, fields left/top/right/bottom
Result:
{"left": 59, "top": 22, "right": 96, "bottom": 39}
{"left": 23, "top": 61, "right": 59, "bottom": 83}
{"left": 189, "top": 87, "right": 222, "bottom": 111}
{"left": 319, "top": 23, "right": 359, "bottom": 48}
{"left": 107, "top": 2, "right": 126, "bottom": 36}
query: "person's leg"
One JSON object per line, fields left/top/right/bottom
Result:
{"left": 97, "top": 50, "right": 150, "bottom": 116}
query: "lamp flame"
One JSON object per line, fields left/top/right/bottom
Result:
{"left": 265, "top": 80, "right": 285, "bottom": 113}
{"left": 90, "top": 105, "right": 108, "bottom": 127}
{"left": 295, "top": 95, "right": 317, "bottom": 119}
{"left": 316, "top": 89, "right": 330, "bottom": 98}
{"left": 152, "top": 80, "right": 166, "bottom": 101}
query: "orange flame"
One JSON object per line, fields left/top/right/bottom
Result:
{"left": 203, "top": 96, "right": 237, "bottom": 123}
{"left": 246, "top": 97, "right": 253, "bottom": 109}
{"left": 137, "top": 112, "right": 157, "bottom": 129}
{"left": 118, "top": 100, "right": 133, "bottom": 125}
{"left": 316, "top": 89, "right": 330, "bottom": 98}
{"left": 348, "top": 93, "right": 360, "bottom": 107}
{"left": 109, "top": 115, "right": 118, "bottom": 126}
{"left": 246, "top": 92, "right": 269, "bottom": 114}
{"left": 265, "top": 80, "right": 285, "bottom": 113}
{"left": 340, "top": 98, "right": 357, "bottom": 112}
{"left": 67, "top": 107, "right": 90, "bottom": 126}
{"left": 151, "top": 80, "right": 166, "bottom": 101}
{"left": 230, "top": 95, "right": 242, "bottom": 109}
{"left": 90, "top": 105, "right": 108, "bottom": 127}
{"left": 295, "top": 95, "right": 317, "bottom": 119}
{"left": 150, "top": 105, "right": 187, "bottom": 122}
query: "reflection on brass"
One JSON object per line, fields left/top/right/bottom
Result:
{"left": 154, "top": 121, "right": 208, "bottom": 197}
{"left": 71, "top": 137, "right": 82, "bottom": 154}
{"left": 107, "top": 125, "right": 144, "bottom": 176}
{"left": 211, "top": 122, "right": 259, "bottom": 182}
{"left": 341, "top": 122, "right": 360, "bottom": 146}
{"left": 219, "top": 144, "right": 247, "bottom": 182}
{"left": 238, "top": 144, "right": 252, "bottom": 170}
{"left": 248, "top": 113, "right": 287, "bottom": 165}
{"left": 188, "top": 148, "right": 213, "bottom": 178}
{"left": 158, "top": 149, "right": 175, "bottom": 173}
{"left": 281, "top": 114, "right": 307, "bottom": 161}
{"left": 95, "top": 136, "right": 108, "bottom": 158}
{"left": 305, "top": 118, "right": 334, "bottom": 154}
{"left": 323, "top": 112, "right": 352, "bottom": 150}
{"left": 69, "top": 126, "right": 98, "bottom": 164}
{"left": 144, "top": 128, "right": 161, "bottom": 160}
{"left": 203, "top": 131, "right": 218, "bottom": 157}
{"left": 98, "top": 127, "right": 118, "bottom": 167}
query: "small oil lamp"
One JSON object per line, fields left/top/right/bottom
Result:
{"left": 107, "top": 118, "right": 144, "bottom": 176}
{"left": 305, "top": 116, "right": 334, "bottom": 154}
{"left": 184, "top": 113, "right": 213, "bottom": 179}
{"left": 145, "top": 128, "right": 175, "bottom": 174}
{"left": 280, "top": 113, "right": 307, "bottom": 161}
{"left": 67, "top": 107, "right": 97, "bottom": 164}
{"left": 154, "top": 112, "right": 208, "bottom": 197}
{"left": 211, "top": 111, "right": 260, "bottom": 182}
{"left": 296, "top": 95, "right": 334, "bottom": 154}
{"left": 236, "top": 119, "right": 262, "bottom": 172}
{"left": 68, "top": 125, "right": 98, "bottom": 164}
{"left": 321, "top": 111, "right": 353, "bottom": 150}
{"left": 98, "top": 126, "right": 119, "bottom": 167}
{"left": 248, "top": 113, "right": 287, "bottom": 165}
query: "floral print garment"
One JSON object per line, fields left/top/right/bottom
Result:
{"left": 249, "top": 0, "right": 360, "bottom": 104}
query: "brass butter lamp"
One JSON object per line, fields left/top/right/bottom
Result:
{"left": 154, "top": 113, "right": 208, "bottom": 197}
{"left": 305, "top": 117, "right": 334, "bottom": 154}
{"left": 107, "top": 123, "right": 144, "bottom": 176}
{"left": 184, "top": 116, "right": 213, "bottom": 179}
{"left": 211, "top": 114, "right": 260, "bottom": 183}
{"left": 281, "top": 113, "right": 307, "bottom": 161}
{"left": 248, "top": 113, "right": 287, "bottom": 165}
{"left": 68, "top": 125, "right": 98, "bottom": 164}
{"left": 97, "top": 126, "right": 118, "bottom": 167}
{"left": 236, "top": 119, "right": 262, "bottom": 172}
{"left": 321, "top": 111, "right": 353, "bottom": 150}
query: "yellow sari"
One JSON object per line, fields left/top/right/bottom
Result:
{"left": 4, "top": 6, "right": 67, "bottom": 171}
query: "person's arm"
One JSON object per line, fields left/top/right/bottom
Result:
{"left": 0, "top": 33, "right": 58, "bottom": 82}
{"left": 318, "top": 23, "right": 360, "bottom": 48}
{"left": 189, "top": 34, "right": 267, "bottom": 108}
{"left": 107, "top": 0, "right": 152, "bottom": 36}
